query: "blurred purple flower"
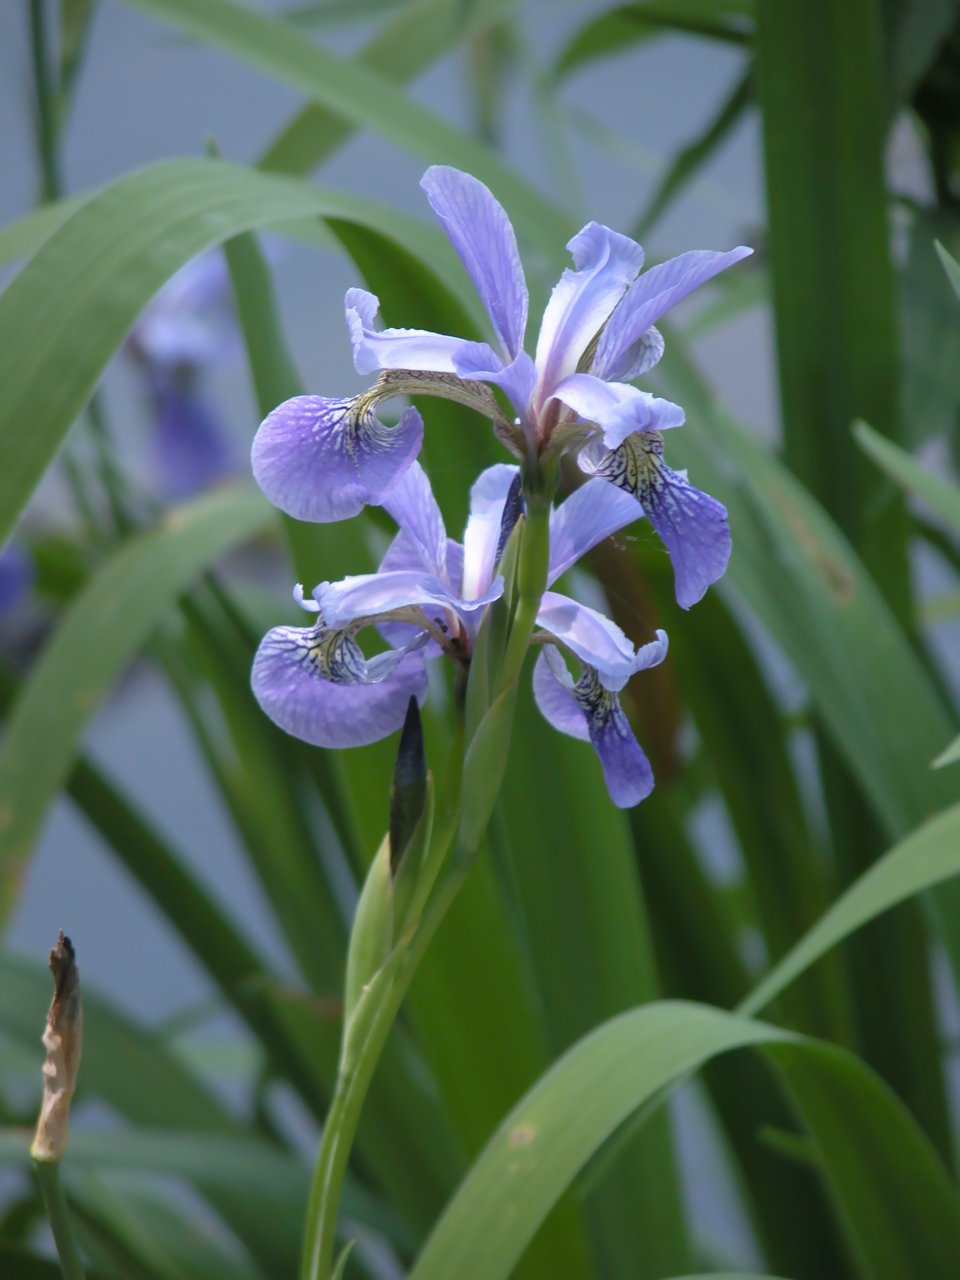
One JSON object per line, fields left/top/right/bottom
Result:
{"left": 253, "top": 461, "right": 666, "bottom": 805}
{"left": 252, "top": 166, "right": 751, "bottom": 608}
{"left": 128, "top": 252, "right": 237, "bottom": 499}
{"left": 0, "top": 543, "right": 33, "bottom": 615}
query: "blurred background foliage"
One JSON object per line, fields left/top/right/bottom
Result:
{"left": 1, "top": 0, "right": 960, "bottom": 1277}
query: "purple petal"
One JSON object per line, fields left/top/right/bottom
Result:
{"left": 382, "top": 461, "right": 448, "bottom": 580}
{"left": 532, "top": 648, "right": 655, "bottom": 807}
{"left": 317, "top": 569, "right": 503, "bottom": 629}
{"left": 532, "top": 645, "right": 589, "bottom": 742}
{"left": 421, "top": 166, "right": 528, "bottom": 360}
{"left": 607, "top": 325, "right": 665, "bottom": 383}
{"left": 536, "top": 591, "right": 637, "bottom": 688}
{"left": 582, "top": 434, "right": 730, "bottom": 609}
{"left": 583, "top": 687, "right": 655, "bottom": 807}
{"left": 534, "top": 223, "right": 646, "bottom": 401}
{"left": 0, "top": 543, "right": 33, "bottom": 614}
{"left": 593, "top": 247, "right": 753, "bottom": 381}
{"left": 131, "top": 251, "right": 236, "bottom": 370}
{"left": 454, "top": 346, "right": 537, "bottom": 420}
{"left": 149, "top": 379, "right": 234, "bottom": 500}
{"left": 346, "top": 288, "right": 473, "bottom": 376}
{"left": 547, "top": 478, "right": 643, "bottom": 584}
{"left": 252, "top": 395, "right": 423, "bottom": 522}
{"left": 377, "top": 533, "right": 464, "bottom": 652}
{"left": 553, "top": 372, "right": 685, "bottom": 450}
{"left": 461, "top": 464, "right": 521, "bottom": 599}
{"left": 251, "top": 623, "right": 428, "bottom": 748}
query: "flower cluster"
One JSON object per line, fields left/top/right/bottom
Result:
{"left": 250, "top": 166, "right": 750, "bottom": 806}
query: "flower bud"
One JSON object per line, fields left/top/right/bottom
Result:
{"left": 31, "top": 932, "right": 82, "bottom": 1164}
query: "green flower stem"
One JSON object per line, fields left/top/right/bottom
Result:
{"left": 302, "top": 862, "right": 465, "bottom": 1280}
{"left": 301, "top": 481, "right": 556, "bottom": 1280}
{"left": 497, "top": 465, "right": 557, "bottom": 694}
{"left": 34, "top": 1159, "right": 87, "bottom": 1280}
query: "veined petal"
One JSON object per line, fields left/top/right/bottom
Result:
{"left": 547, "top": 478, "right": 642, "bottom": 584}
{"left": 532, "top": 648, "right": 656, "bottom": 807}
{"left": 594, "top": 246, "right": 753, "bottom": 381}
{"left": 382, "top": 461, "right": 448, "bottom": 580}
{"left": 553, "top": 372, "right": 685, "bottom": 450}
{"left": 346, "top": 288, "right": 472, "bottom": 376}
{"left": 536, "top": 591, "right": 637, "bottom": 689}
{"left": 317, "top": 569, "right": 502, "bottom": 629}
{"left": 582, "top": 434, "right": 731, "bottom": 608}
{"left": 251, "top": 394, "right": 423, "bottom": 522}
{"left": 421, "top": 166, "right": 528, "bottom": 360}
{"left": 461, "top": 463, "right": 521, "bottom": 599}
{"left": 534, "top": 223, "right": 645, "bottom": 401}
{"left": 251, "top": 622, "right": 427, "bottom": 748}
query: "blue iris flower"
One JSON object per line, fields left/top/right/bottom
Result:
{"left": 128, "top": 252, "right": 237, "bottom": 500}
{"left": 253, "top": 461, "right": 667, "bottom": 807}
{"left": 252, "top": 166, "right": 751, "bottom": 609}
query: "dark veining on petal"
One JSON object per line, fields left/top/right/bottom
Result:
{"left": 590, "top": 430, "right": 664, "bottom": 503}
{"left": 572, "top": 666, "right": 621, "bottom": 733}
{"left": 287, "top": 621, "right": 369, "bottom": 685}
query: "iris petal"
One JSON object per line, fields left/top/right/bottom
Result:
{"left": 150, "top": 379, "right": 234, "bottom": 500}
{"left": 317, "top": 569, "right": 503, "bottom": 629}
{"left": 581, "top": 434, "right": 731, "bottom": 608}
{"left": 536, "top": 592, "right": 638, "bottom": 689}
{"left": 593, "top": 246, "right": 753, "bottom": 381}
{"left": 345, "top": 288, "right": 471, "bottom": 376}
{"left": 420, "top": 166, "right": 529, "bottom": 360}
{"left": 251, "top": 395, "right": 423, "bottom": 523}
{"left": 461, "top": 464, "right": 521, "bottom": 599}
{"left": 454, "top": 346, "right": 537, "bottom": 425}
{"left": 251, "top": 622, "right": 427, "bottom": 748}
{"left": 534, "top": 223, "right": 646, "bottom": 400}
{"left": 532, "top": 648, "right": 657, "bottom": 807}
{"left": 382, "top": 461, "right": 448, "bottom": 580}
{"left": 553, "top": 372, "right": 685, "bottom": 450}
{"left": 547, "top": 478, "right": 643, "bottom": 584}
{"left": 531, "top": 645, "right": 589, "bottom": 742}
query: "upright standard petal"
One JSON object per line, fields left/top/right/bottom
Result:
{"left": 532, "top": 647, "right": 656, "bottom": 807}
{"left": 421, "top": 166, "right": 528, "bottom": 360}
{"left": 252, "top": 621, "right": 427, "bottom": 748}
{"left": 583, "top": 433, "right": 731, "bottom": 608}
{"left": 593, "top": 247, "right": 753, "bottom": 381}
{"left": 552, "top": 372, "right": 685, "bottom": 450}
{"left": 346, "top": 289, "right": 473, "bottom": 377}
{"left": 461, "top": 463, "right": 521, "bottom": 599}
{"left": 534, "top": 223, "right": 645, "bottom": 401}
{"left": 382, "top": 461, "right": 448, "bottom": 580}
{"left": 252, "top": 395, "right": 423, "bottom": 523}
